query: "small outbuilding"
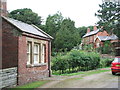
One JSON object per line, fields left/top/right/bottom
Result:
{"left": 0, "top": 0, "right": 53, "bottom": 88}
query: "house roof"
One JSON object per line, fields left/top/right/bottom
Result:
{"left": 2, "top": 16, "right": 53, "bottom": 39}
{"left": 97, "top": 34, "right": 118, "bottom": 41}
{"left": 83, "top": 29, "right": 100, "bottom": 38}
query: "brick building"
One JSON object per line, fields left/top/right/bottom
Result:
{"left": 1, "top": 0, "right": 53, "bottom": 88}
{"left": 82, "top": 26, "right": 118, "bottom": 48}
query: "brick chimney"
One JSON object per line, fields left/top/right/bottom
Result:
{"left": 93, "top": 26, "right": 97, "bottom": 30}
{"left": 87, "top": 28, "right": 90, "bottom": 33}
{"left": 0, "top": 0, "right": 7, "bottom": 16}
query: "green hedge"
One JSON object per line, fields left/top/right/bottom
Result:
{"left": 51, "top": 50, "right": 100, "bottom": 74}
{"left": 99, "top": 58, "right": 113, "bottom": 68}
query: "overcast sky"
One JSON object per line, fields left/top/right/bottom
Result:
{"left": 7, "top": 0, "right": 102, "bottom": 27}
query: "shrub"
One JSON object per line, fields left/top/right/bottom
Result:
{"left": 51, "top": 55, "right": 69, "bottom": 74}
{"left": 96, "top": 41, "right": 113, "bottom": 54}
{"left": 51, "top": 50, "right": 101, "bottom": 74}
{"left": 99, "top": 58, "right": 113, "bottom": 68}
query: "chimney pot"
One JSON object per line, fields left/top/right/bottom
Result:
{"left": 87, "top": 28, "right": 90, "bottom": 33}
{"left": 94, "top": 26, "right": 97, "bottom": 30}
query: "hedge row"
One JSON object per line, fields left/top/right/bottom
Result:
{"left": 99, "top": 58, "right": 113, "bottom": 68}
{"left": 51, "top": 50, "right": 100, "bottom": 74}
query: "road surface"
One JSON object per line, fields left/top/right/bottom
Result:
{"left": 40, "top": 70, "right": 119, "bottom": 88}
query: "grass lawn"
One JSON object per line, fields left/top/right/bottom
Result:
{"left": 10, "top": 80, "right": 49, "bottom": 90}
{"left": 53, "top": 67, "right": 110, "bottom": 76}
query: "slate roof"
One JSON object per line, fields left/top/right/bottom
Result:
{"left": 97, "top": 34, "right": 118, "bottom": 41}
{"left": 83, "top": 29, "right": 100, "bottom": 38}
{"left": 2, "top": 16, "right": 53, "bottom": 39}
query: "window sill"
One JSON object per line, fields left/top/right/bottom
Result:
{"left": 26, "top": 63, "right": 47, "bottom": 68}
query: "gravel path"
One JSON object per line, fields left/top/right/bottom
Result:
{"left": 39, "top": 69, "right": 119, "bottom": 88}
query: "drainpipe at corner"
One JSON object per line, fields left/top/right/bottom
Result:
{"left": 48, "top": 40, "right": 52, "bottom": 77}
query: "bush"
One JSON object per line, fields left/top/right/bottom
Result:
{"left": 96, "top": 41, "right": 114, "bottom": 54}
{"left": 51, "top": 55, "right": 69, "bottom": 74}
{"left": 51, "top": 50, "right": 100, "bottom": 74}
{"left": 99, "top": 58, "right": 113, "bottom": 68}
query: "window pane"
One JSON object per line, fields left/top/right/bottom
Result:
{"left": 27, "top": 42, "right": 31, "bottom": 64}
{"left": 27, "top": 43, "right": 29, "bottom": 52}
{"left": 34, "top": 44, "right": 39, "bottom": 53}
{"left": 27, "top": 54, "right": 30, "bottom": 64}
{"left": 34, "top": 45, "right": 37, "bottom": 53}
{"left": 113, "top": 58, "right": 120, "bottom": 63}
{"left": 41, "top": 44, "right": 45, "bottom": 63}
{"left": 34, "top": 44, "right": 39, "bottom": 64}
{"left": 34, "top": 55, "right": 38, "bottom": 64}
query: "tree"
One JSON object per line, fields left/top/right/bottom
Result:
{"left": 8, "top": 8, "right": 42, "bottom": 26}
{"left": 77, "top": 26, "right": 93, "bottom": 38}
{"left": 45, "top": 12, "right": 63, "bottom": 38}
{"left": 95, "top": 1, "right": 120, "bottom": 39}
{"left": 45, "top": 12, "right": 64, "bottom": 51}
{"left": 55, "top": 18, "right": 80, "bottom": 51}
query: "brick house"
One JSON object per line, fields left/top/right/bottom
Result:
{"left": 94, "top": 34, "right": 118, "bottom": 48}
{"left": 81, "top": 26, "right": 118, "bottom": 49}
{"left": 0, "top": 0, "right": 53, "bottom": 88}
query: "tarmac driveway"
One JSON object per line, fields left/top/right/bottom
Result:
{"left": 40, "top": 70, "right": 119, "bottom": 88}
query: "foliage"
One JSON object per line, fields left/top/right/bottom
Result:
{"left": 51, "top": 50, "right": 100, "bottom": 74}
{"left": 102, "top": 41, "right": 112, "bottom": 54}
{"left": 95, "top": 2, "right": 120, "bottom": 39}
{"left": 9, "top": 8, "right": 42, "bottom": 26}
{"left": 45, "top": 12, "right": 63, "bottom": 51}
{"left": 9, "top": 10, "right": 82, "bottom": 52}
{"left": 83, "top": 44, "right": 94, "bottom": 51}
{"left": 53, "top": 68, "right": 110, "bottom": 76}
{"left": 55, "top": 18, "right": 80, "bottom": 51}
{"left": 76, "top": 26, "right": 93, "bottom": 38}
{"left": 99, "top": 58, "right": 113, "bottom": 68}
{"left": 51, "top": 55, "right": 69, "bottom": 73}
{"left": 96, "top": 41, "right": 113, "bottom": 54}
{"left": 45, "top": 12, "right": 63, "bottom": 37}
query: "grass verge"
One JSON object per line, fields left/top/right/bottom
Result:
{"left": 53, "top": 67, "right": 110, "bottom": 76}
{"left": 58, "top": 69, "right": 111, "bottom": 81}
{"left": 10, "top": 80, "right": 49, "bottom": 90}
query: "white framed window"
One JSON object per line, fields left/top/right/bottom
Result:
{"left": 34, "top": 43, "right": 40, "bottom": 64}
{"left": 27, "top": 42, "right": 32, "bottom": 65}
{"left": 97, "top": 43, "right": 100, "bottom": 47}
{"left": 26, "top": 39, "right": 47, "bottom": 66}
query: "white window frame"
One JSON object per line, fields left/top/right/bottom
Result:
{"left": 97, "top": 42, "right": 100, "bottom": 47}
{"left": 26, "top": 38, "right": 47, "bottom": 66}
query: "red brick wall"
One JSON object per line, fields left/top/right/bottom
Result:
{"left": 2, "top": 18, "right": 18, "bottom": 69}
{"left": 2, "top": 18, "right": 50, "bottom": 85}
{"left": 18, "top": 35, "right": 49, "bottom": 85}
